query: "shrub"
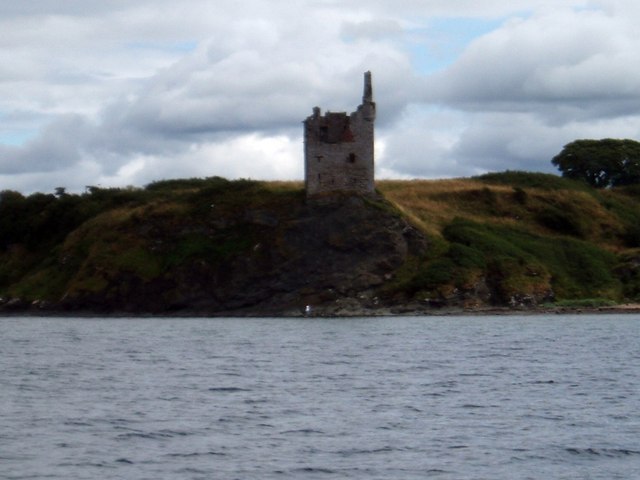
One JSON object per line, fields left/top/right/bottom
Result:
{"left": 409, "top": 258, "right": 456, "bottom": 292}
{"left": 535, "top": 206, "right": 587, "bottom": 237}
{"left": 447, "top": 243, "right": 486, "bottom": 269}
{"left": 513, "top": 186, "right": 528, "bottom": 205}
{"left": 475, "top": 170, "right": 591, "bottom": 191}
{"left": 441, "top": 218, "right": 619, "bottom": 301}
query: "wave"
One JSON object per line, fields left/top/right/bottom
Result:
{"left": 116, "top": 429, "right": 190, "bottom": 441}
{"left": 566, "top": 447, "right": 640, "bottom": 458}
{"left": 291, "top": 467, "right": 336, "bottom": 474}
{"left": 207, "top": 387, "right": 250, "bottom": 392}
{"left": 280, "top": 428, "right": 325, "bottom": 435}
{"left": 165, "top": 451, "right": 226, "bottom": 458}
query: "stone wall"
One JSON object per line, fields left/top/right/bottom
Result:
{"left": 304, "top": 72, "right": 376, "bottom": 198}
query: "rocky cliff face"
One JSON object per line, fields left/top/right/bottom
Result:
{"left": 46, "top": 194, "right": 429, "bottom": 316}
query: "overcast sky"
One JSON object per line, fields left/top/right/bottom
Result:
{"left": 1, "top": 0, "right": 639, "bottom": 193}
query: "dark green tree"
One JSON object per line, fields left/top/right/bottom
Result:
{"left": 551, "top": 138, "right": 640, "bottom": 188}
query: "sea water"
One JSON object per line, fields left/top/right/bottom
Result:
{"left": 1, "top": 315, "right": 639, "bottom": 479}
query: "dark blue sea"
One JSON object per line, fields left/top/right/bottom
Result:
{"left": 2, "top": 314, "right": 639, "bottom": 479}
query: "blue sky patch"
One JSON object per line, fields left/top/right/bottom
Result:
{"left": 407, "top": 16, "right": 508, "bottom": 74}
{"left": 0, "top": 129, "right": 37, "bottom": 147}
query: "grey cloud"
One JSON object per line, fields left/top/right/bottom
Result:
{"left": 3, "top": 0, "right": 637, "bottom": 194}
{"left": 449, "top": 114, "right": 563, "bottom": 173}
{"left": 318, "top": 0, "right": 583, "bottom": 18}
{"left": 0, "top": 11, "right": 419, "bottom": 184}
{"left": 341, "top": 19, "right": 403, "bottom": 40}
{"left": 0, "top": 1, "right": 133, "bottom": 16}
{"left": 96, "top": 37, "right": 418, "bottom": 141}
{"left": 0, "top": 115, "right": 90, "bottom": 174}
{"left": 377, "top": 99, "right": 639, "bottom": 180}
{"left": 423, "top": 10, "right": 640, "bottom": 118}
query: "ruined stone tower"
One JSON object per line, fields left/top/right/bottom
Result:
{"left": 304, "top": 71, "right": 376, "bottom": 198}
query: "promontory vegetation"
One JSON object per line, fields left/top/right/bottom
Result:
{"left": 2, "top": 167, "right": 640, "bottom": 315}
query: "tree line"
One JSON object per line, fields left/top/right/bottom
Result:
{"left": 552, "top": 138, "right": 640, "bottom": 188}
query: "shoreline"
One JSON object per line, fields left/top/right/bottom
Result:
{"left": 2, "top": 303, "right": 640, "bottom": 318}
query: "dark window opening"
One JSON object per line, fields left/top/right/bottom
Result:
{"left": 319, "top": 126, "right": 329, "bottom": 142}
{"left": 348, "top": 153, "right": 356, "bottom": 163}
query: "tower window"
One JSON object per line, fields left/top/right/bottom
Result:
{"left": 319, "top": 126, "right": 329, "bottom": 142}
{"left": 348, "top": 153, "right": 356, "bottom": 163}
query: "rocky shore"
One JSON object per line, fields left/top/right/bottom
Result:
{"left": 3, "top": 294, "right": 640, "bottom": 318}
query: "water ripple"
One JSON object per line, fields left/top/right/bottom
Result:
{"left": 2, "top": 315, "right": 640, "bottom": 480}
{"left": 565, "top": 447, "right": 640, "bottom": 458}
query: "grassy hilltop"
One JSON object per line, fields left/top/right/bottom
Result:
{"left": 379, "top": 172, "right": 640, "bottom": 308}
{"left": 1, "top": 172, "right": 640, "bottom": 314}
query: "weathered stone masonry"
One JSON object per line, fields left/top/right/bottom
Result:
{"left": 304, "top": 71, "right": 376, "bottom": 197}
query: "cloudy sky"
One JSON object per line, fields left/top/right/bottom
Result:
{"left": 1, "top": 0, "right": 640, "bottom": 193}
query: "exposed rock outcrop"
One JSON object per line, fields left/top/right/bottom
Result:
{"left": 45, "top": 194, "right": 429, "bottom": 316}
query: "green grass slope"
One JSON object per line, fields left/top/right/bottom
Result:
{"left": 378, "top": 172, "right": 640, "bottom": 307}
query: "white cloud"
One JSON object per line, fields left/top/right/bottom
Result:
{"left": 1, "top": 1, "right": 640, "bottom": 193}
{"left": 93, "top": 133, "right": 302, "bottom": 189}
{"left": 425, "top": 8, "right": 640, "bottom": 113}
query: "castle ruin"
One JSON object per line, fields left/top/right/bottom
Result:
{"left": 304, "top": 71, "right": 376, "bottom": 198}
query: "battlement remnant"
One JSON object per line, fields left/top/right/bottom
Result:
{"left": 304, "top": 72, "right": 376, "bottom": 198}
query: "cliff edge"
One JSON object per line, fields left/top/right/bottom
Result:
{"left": 0, "top": 179, "right": 427, "bottom": 316}
{"left": 3, "top": 172, "right": 640, "bottom": 316}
